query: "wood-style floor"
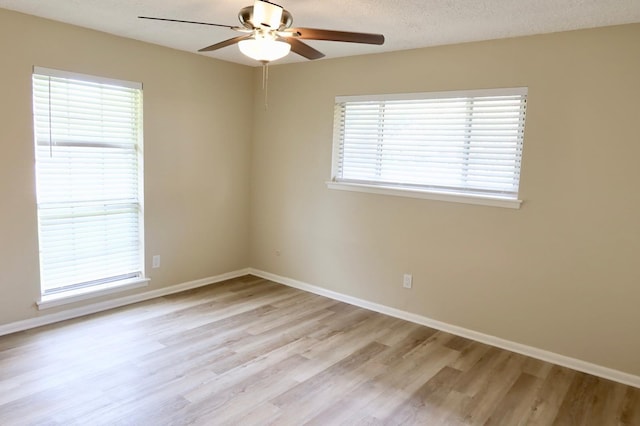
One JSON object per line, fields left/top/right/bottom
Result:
{"left": 0, "top": 276, "right": 638, "bottom": 425}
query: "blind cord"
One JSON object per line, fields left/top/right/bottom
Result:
{"left": 48, "top": 77, "right": 53, "bottom": 158}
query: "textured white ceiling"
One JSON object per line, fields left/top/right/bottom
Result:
{"left": 1, "top": 0, "right": 639, "bottom": 66}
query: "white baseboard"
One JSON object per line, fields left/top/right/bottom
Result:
{"left": 0, "top": 268, "right": 251, "bottom": 338}
{"left": 249, "top": 268, "right": 640, "bottom": 389}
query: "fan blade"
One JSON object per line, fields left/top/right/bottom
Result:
{"left": 138, "top": 16, "right": 235, "bottom": 29}
{"left": 283, "top": 38, "right": 325, "bottom": 60}
{"left": 199, "top": 35, "right": 253, "bottom": 52}
{"left": 291, "top": 28, "right": 384, "bottom": 45}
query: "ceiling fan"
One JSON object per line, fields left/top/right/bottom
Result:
{"left": 139, "top": 0, "right": 385, "bottom": 63}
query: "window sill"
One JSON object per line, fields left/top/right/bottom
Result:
{"left": 326, "top": 181, "right": 522, "bottom": 209}
{"left": 37, "top": 277, "right": 150, "bottom": 310}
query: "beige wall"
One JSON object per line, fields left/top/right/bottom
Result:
{"left": 250, "top": 25, "right": 640, "bottom": 376}
{"left": 0, "top": 9, "right": 253, "bottom": 324}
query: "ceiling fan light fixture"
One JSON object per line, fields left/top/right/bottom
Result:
{"left": 239, "top": 37, "right": 291, "bottom": 62}
{"left": 140, "top": 0, "right": 385, "bottom": 63}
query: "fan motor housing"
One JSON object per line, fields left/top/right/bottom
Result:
{"left": 238, "top": 5, "right": 293, "bottom": 29}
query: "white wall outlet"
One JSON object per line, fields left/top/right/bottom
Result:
{"left": 403, "top": 273, "right": 413, "bottom": 289}
{"left": 152, "top": 255, "right": 161, "bottom": 268}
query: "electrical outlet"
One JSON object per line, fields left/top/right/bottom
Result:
{"left": 403, "top": 273, "right": 412, "bottom": 289}
{"left": 152, "top": 255, "right": 161, "bottom": 268}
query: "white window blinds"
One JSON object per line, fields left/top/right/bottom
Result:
{"left": 332, "top": 88, "right": 528, "bottom": 200}
{"left": 32, "top": 67, "right": 144, "bottom": 295}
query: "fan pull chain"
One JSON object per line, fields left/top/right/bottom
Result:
{"left": 261, "top": 61, "right": 269, "bottom": 110}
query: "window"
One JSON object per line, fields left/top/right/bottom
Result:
{"left": 32, "top": 67, "right": 145, "bottom": 301}
{"left": 330, "top": 88, "right": 528, "bottom": 208}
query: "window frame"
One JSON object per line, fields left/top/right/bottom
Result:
{"left": 32, "top": 67, "right": 148, "bottom": 308}
{"left": 328, "top": 87, "right": 528, "bottom": 209}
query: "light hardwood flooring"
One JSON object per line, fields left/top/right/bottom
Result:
{"left": 0, "top": 275, "right": 638, "bottom": 425}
